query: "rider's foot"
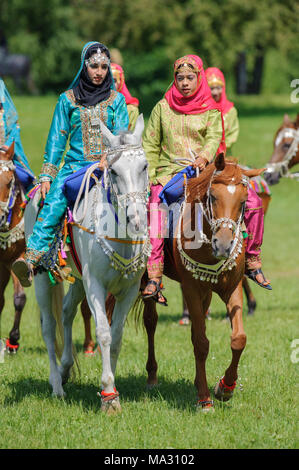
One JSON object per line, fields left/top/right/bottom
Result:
{"left": 179, "top": 314, "right": 190, "bottom": 325}
{"left": 11, "top": 258, "right": 33, "bottom": 288}
{"left": 142, "top": 278, "right": 168, "bottom": 306}
{"left": 245, "top": 268, "right": 272, "bottom": 290}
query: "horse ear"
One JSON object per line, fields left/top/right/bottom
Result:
{"left": 283, "top": 114, "right": 292, "bottom": 126}
{"left": 132, "top": 113, "right": 144, "bottom": 142}
{"left": 99, "top": 120, "right": 120, "bottom": 148}
{"left": 0, "top": 142, "right": 14, "bottom": 161}
{"left": 242, "top": 167, "right": 265, "bottom": 178}
{"left": 214, "top": 152, "right": 225, "bottom": 171}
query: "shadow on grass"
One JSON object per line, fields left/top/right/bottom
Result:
{"left": 2, "top": 373, "right": 232, "bottom": 414}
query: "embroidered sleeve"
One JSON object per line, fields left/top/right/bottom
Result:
{"left": 111, "top": 93, "right": 129, "bottom": 135}
{"left": 142, "top": 102, "right": 162, "bottom": 184}
{"left": 39, "top": 93, "right": 71, "bottom": 181}
{"left": 199, "top": 109, "right": 223, "bottom": 161}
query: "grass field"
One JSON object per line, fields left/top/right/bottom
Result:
{"left": 0, "top": 95, "right": 298, "bottom": 450}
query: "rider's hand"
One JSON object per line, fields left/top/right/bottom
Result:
{"left": 99, "top": 151, "right": 108, "bottom": 171}
{"left": 41, "top": 181, "right": 51, "bottom": 199}
{"left": 192, "top": 155, "right": 208, "bottom": 171}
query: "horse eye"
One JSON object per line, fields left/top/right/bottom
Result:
{"left": 110, "top": 169, "right": 117, "bottom": 176}
{"left": 282, "top": 143, "right": 291, "bottom": 150}
{"left": 143, "top": 163, "right": 148, "bottom": 172}
{"left": 210, "top": 194, "right": 216, "bottom": 203}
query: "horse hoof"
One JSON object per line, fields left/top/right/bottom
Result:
{"left": 214, "top": 377, "right": 236, "bottom": 402}
{"left": 5, "top": 338, "right": 19, "bottom": 354}
{"left": 98, "top": 390, "right": 121, "bottom": 415}
{"left": 196, "top": 400, "right": 215, "bottom": 413}
{"left": 146, "top": 382, "right": 158, "bottom": 390}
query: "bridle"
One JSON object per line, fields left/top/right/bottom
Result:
{"left": 177, "top": 166, "right": 248, "bottom": 283}
{"left": 266, "top": 127, "right": 299, "bottom": 181}
{"left": 0, "top": 159, "right": 25, "bottom": 249}
{"left": 0, "top": 160, "right": 18, "bottom": 229}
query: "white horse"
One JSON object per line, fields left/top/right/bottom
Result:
{"left": 25, "top": 115, "right": 149, "bottom": 413}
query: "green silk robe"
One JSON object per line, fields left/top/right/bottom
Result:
{"left": 142, "top": 98, "right": 223, "bottom": 185}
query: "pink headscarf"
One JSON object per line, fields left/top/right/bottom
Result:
{"left": 111, "top": 63, "right": 139, "bottom": 107}
{"left": 205, "top": 67, "right": 234, "bottom": 115}
{"left": 165, "top": 55, "right": 226, "bottom": 154}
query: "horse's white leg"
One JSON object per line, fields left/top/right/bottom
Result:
{"left": 34, "top": 272, "right": 65, "bottom": 397}
{"left": 83, "top": 277, "right": 114, "bottom": 394}
{"left": 110, "top": 284, "right": 140, "bottom": 376}
{"left": 59, "top": 278, "right": 85, "bottom": 384}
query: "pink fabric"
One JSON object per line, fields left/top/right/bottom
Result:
{"left": 164, "top": 55, "right": 226, "bottom": 155}
{"left": 244, "top": 187, "right": 264, "bottom": 268}
{"left": 147, "top": 184, "right": 165, "bottom": 276}
{"left": 111, "top": 63, "right": 139, "bottom": 106}
{"left": 205, "top": 67, "right": 234, "bottom": 115}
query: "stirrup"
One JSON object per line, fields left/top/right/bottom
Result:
{"left": 142, "top": 280, "right": 168, "bottom": 306}
{"left": 245, "top": 268, "right": 272, "bottom": 290}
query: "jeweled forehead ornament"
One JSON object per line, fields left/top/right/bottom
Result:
{"left": 175, "top": 56, "right": 200, "bottom": 74}
{"left": 85, "top": 48, "right": 110, "bottom": 67}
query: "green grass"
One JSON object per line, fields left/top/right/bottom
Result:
{"left": 0, "top": 95, "right": 298, "bottom": 449}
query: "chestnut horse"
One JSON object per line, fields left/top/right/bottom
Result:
{"left": 264, "top": 113, "right": 299, "bottom": 186}
{"left": 0, "top": 143, "right": 27, "bottom": 352}
{"left": 135, "top": 154, "right": 264, "bottom": 412}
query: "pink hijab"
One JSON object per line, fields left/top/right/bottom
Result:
{"left": 111, "top": 63, "right": 139, "bottom": 107}
{"left": 165, "top": 55, "right": 226, "bottom": 154}
{"left": 205, "top": 67, "right": 234, "bottom": 115}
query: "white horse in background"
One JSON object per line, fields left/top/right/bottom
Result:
{"left": 25, "top": 115, "right": 149, "bottom": 414}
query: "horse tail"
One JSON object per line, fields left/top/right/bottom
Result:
{"left": 51, "top": 282, "right": 80, "bottom": 378}
{"left": 105, "top": 289, "right": 146, "bottom": 331}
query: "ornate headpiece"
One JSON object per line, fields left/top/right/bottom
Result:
{"left": 85, "top": 48, "right": 110, "bottom": 67}
{"left": 206, "top": 73, "right": 224, "bottom": 87}
{"left": 174, "top": 56, "right": 200, "bottom": 74}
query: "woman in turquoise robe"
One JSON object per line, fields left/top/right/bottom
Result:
{"left": 0, "top": 78, "right": 35, "bottom": 189}
{"left": 12, "top": 41, "right": 129, "bottom": 284}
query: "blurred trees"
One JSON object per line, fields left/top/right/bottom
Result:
{"left": 0, "top": 0, "right": 298, "bottom": 112}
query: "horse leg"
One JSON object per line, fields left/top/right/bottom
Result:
{"left": 184, "top": 287, "right": 213, "bottom": 411}
{"left": 80, "top": 297, "right": 96, "bottom": 354}
{"left": 0, "top": 265, "right": 10, "bottom": 337}
{"left": 109, "top": 284, "right": 140, "bottom": 377}
{"left": 143, "top": 298, "right": 158, "bottom": 387}
{"left": 215, "top": 281, "right": 246, "bottom": 402}
{"left": 60, "top": 279, "right": 85, "bottom": 384}
{"left": 35, "top": 272, "right": 65, "bottom": 397}
{"left": 242, "top": 276, "right": 257, "bottom": 315}
{"left": 7, "top": 271, "right": 26, "bottom": 352}
{"left": 83, "top": 277, "right": 118, "bottom": 412}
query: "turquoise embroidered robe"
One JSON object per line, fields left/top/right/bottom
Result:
{"left": 26, "top": 88, "right": 129, "bottom": 267}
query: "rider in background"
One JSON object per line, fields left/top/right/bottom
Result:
{"left": 12, "top": 41, "right": 129, "bottom": 287}
{"left": 205, "top": 67, "right": 239, "bottom": 155}
{"left": 111, "top": 63, "right": 139, "bottom": 131}
{"left": 141, "top": 54, "right": 225, "bottom": 305}
{"left": 0, "top": 78, "right": 35, "bottom": 191}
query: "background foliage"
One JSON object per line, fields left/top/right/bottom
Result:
{"left": 0, "top": 0, "right": 298, "bottom": 114}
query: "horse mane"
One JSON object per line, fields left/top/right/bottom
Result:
{"left": 186, "top": 158, "right": 243, "bottom": 202}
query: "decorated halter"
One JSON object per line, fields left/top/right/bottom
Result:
{"left": 0, "top": 159, "right": 24, "bottom": 248}
{"left": 266, "top": 127, "right": 299, "bottom": 181}
{"left": 103, "top": 144, "right": 149, "bottom": 210}
{"left": 72, "top": 142, "right": 151, "bottom": 279}
{"left": 177, "top": 165, "right": 248, "bottom": 283}
{"left": 206, "top": 74, "right": 224, "bottom": 87}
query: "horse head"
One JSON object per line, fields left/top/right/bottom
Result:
{"left": 190, "top": 153, "right": 264, "bottom": 260}
{"left": 99, "top": 115, "right": 148, "bottom": 237}
{"left": 0, "top": 142, "right": 15, "bottom": 227}
{"left": 264, "top": 113, "right": 299, "bottom": 185}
